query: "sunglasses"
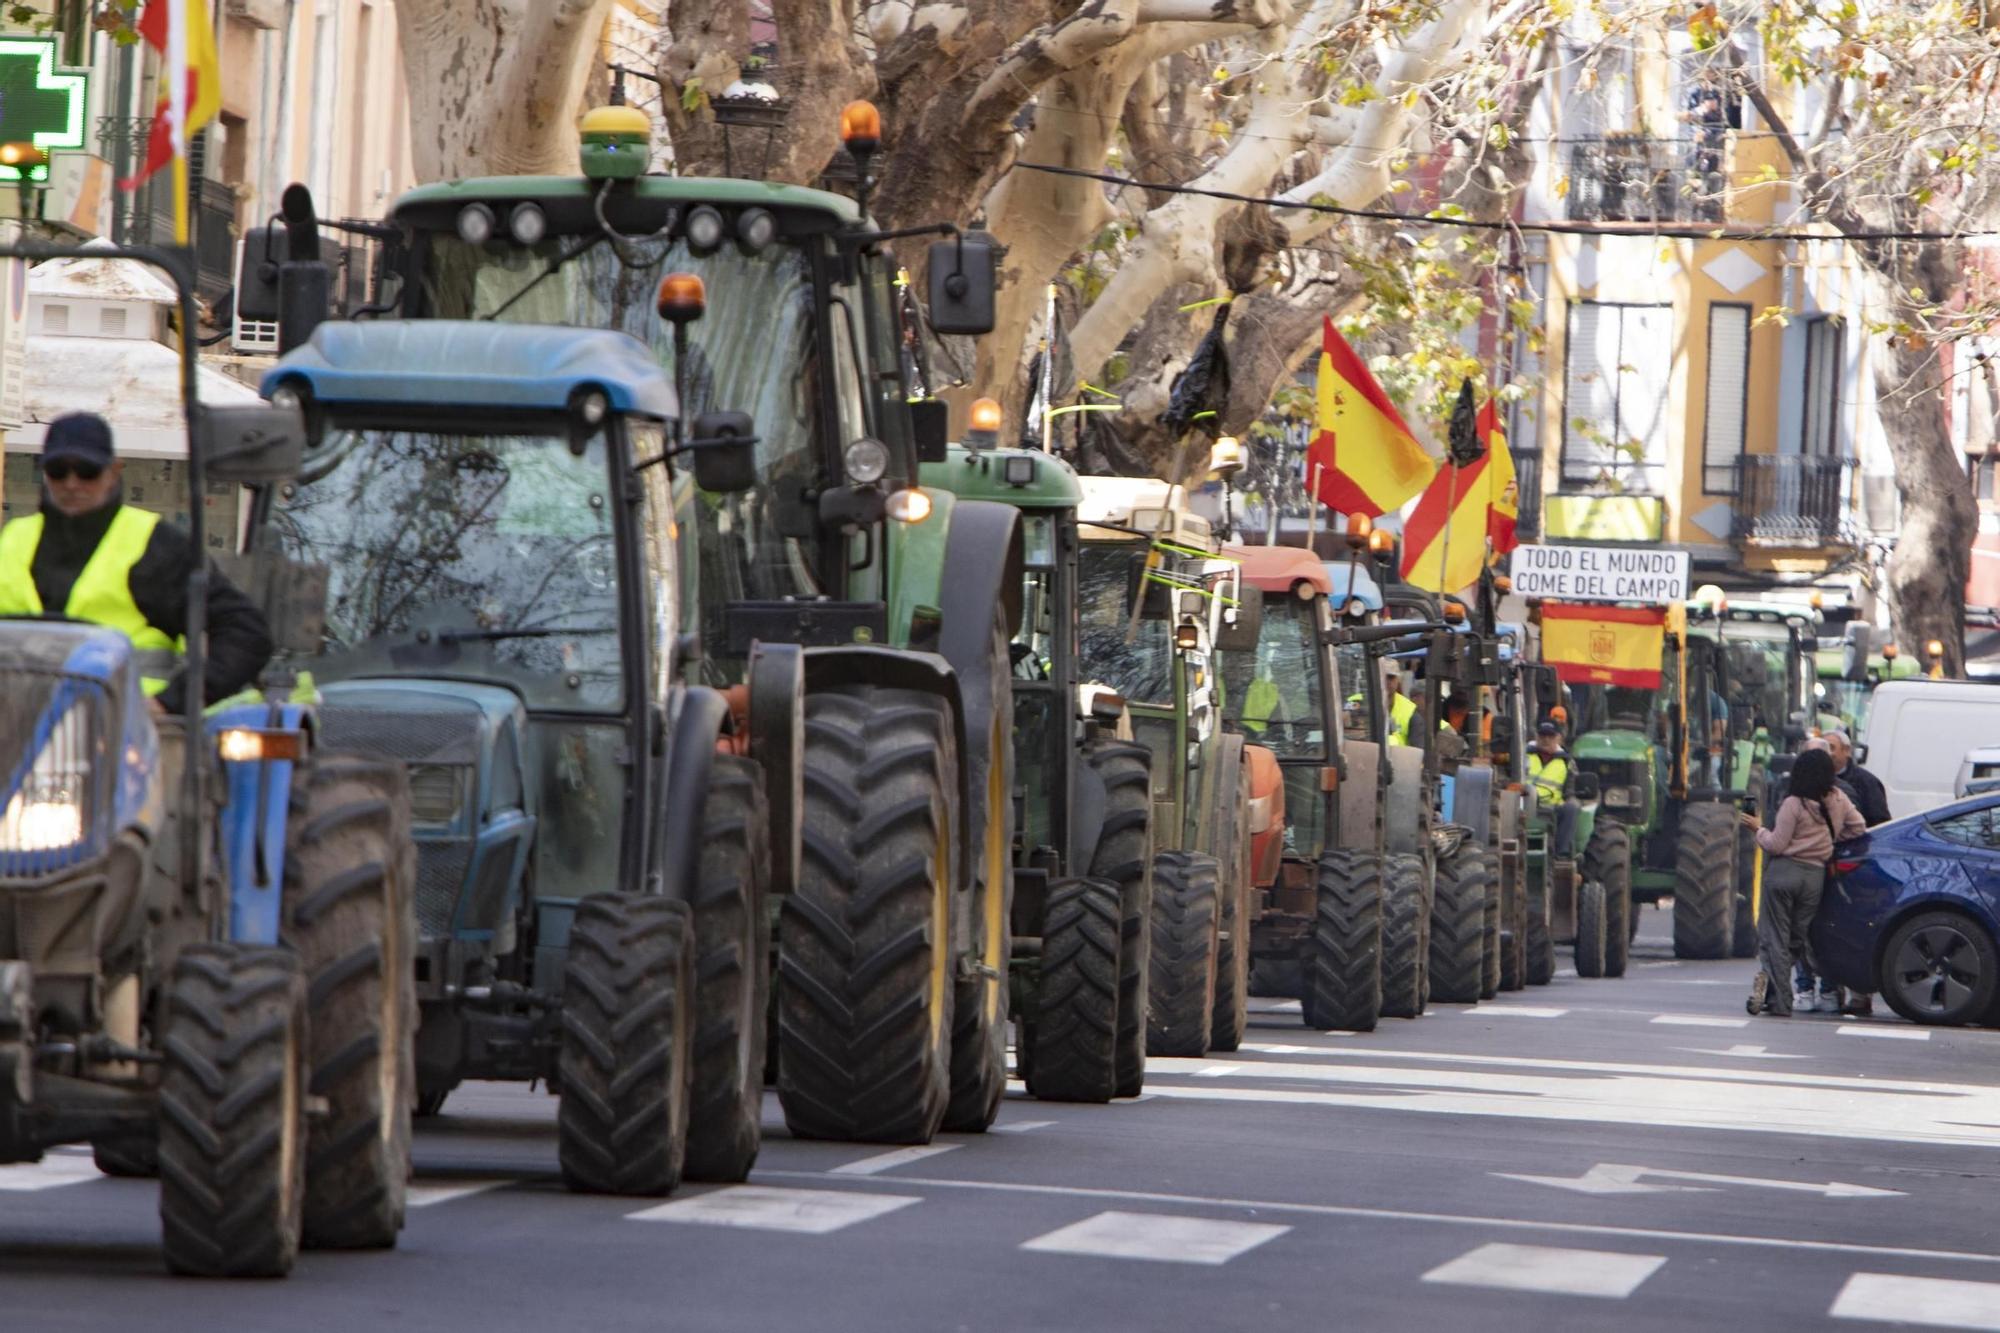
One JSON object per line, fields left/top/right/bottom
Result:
{"left": 43, "top": 460, "right": 104, "bottom": 483}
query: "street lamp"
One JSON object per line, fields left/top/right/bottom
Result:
{"left": 0, "top": 143, "right": 46, "bottom": 221}
{"left": 1210, "top": 434, "right": 1243, "bottom": 540}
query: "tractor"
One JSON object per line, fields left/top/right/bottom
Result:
{"left": 918, "top": 437, "right": 1156, "bottom": 1099}
{"left": 1071, "top": 477, "right": 1256, "bottom": 1060}
{"left": 1813, "top": 620, "right": 1915, "bottom": 737}
{"left": 253, "top": 96, "right": 1026, "bottom": 1142}
{"left": 0, "top": 245, "right": 419, "bottom": 1276}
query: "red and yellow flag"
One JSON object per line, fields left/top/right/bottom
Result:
{"left": 1401, "top": 397, "right": 1517, "bottom": 593}
{"left": 121, "top": 0, "right": 222, "bottom": 241}
{"left": 1303, "top": 317, "right": 1436, "bottom": 518}
{"left": 1541, "top": 603, "right": 1666, "bottom": 688}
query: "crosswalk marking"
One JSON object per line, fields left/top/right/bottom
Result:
{"left": 990, "top": 1120, "right": 1056, "bottom": 1134}
{"left": 1423, "top": 1242, "right": 1665, "bottom": 1298}
{"left": 1469, "top": 1006, "right": 1568, "bottom": 1018}
{"left": 1019, "top": 1210, "right": 1289, "bottom": 1265}
{"left": 829, "top": 1145, "right": 960, "bottom": 1176}
{"left": 627, "top": 1186, "right": 921, "bottom": 1234}
{"left": 1830, "top": 1273, "right": 2000, "bottom": 1329}
{"left": 1838, "top": 1024, "right": 1931, "bottom": 1041}
{"left": 1650, "top": 1014, "right": 1751, "bottom": 1028}
{"left": 407, "top": 1180, "right": 507, "bottom": 1208}
{"left": 0, "top": 1149, "right": 103, "bottom": 1193}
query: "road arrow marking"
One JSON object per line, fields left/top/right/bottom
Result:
{"left": 1496, "top": 1163, "right": 1904, "bottom": 1199}
{"left": 1676, "top": 1044, "right": 1811, "bottom": 1060}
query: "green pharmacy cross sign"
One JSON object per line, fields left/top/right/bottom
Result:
{"left": 0, "top": 38, "right": 88, "bottom": 183}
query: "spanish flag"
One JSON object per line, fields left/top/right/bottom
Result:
{"left": 1541, "top": 603, "right": 1667, "bottom": 688}
{"left": 1401, "top": 396, "right": 1515, "bottom": 594}
{"left": 1303, "top": 317, "right": 1436, "bottom": 518}
{"left": 122, "top": 0, "right": 223, "bottom": 242}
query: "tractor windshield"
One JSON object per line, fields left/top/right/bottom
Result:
{"left": 263, "top": 426, "right": 627, "bottom": 711}
{"left": 1717, "top": 632, "right": 1793, "bottom": 737}
{"left": 1569, "top": 683, "right": 1661, "bottom": 736}
{"left": 1222, "top": 597, "right": 1327, "bottom": 759}
{"left": 1337, "top": 642, "right": 1377, "bottom": 743}
{"left": 1077, "top": 541, "right": 1176, "bottom": 705}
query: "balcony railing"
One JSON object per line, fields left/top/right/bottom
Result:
{"left": 1732, "top": 455, "right": 1857, "bottom": 548}
{"left": 1565, "top": 133, "right": 1726, "bottom": 224}
{"left": 97, "top": 116, "right": 236, "bottom": 303}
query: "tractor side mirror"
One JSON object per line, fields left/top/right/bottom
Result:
{"left": 198, "top": 403, "right": 307, "bottom": 484}
{"left": 685, "top": 411, "right": 758, "bottom": 494}
{"left": 1842, "top": 621, "right": 1873, "bottom": 681}
{"left": 928, "top": 232, "right": 997, "bottom": 335}
{"left": 910, "top": 398, "right": 949, "bottom": 464}
{"left": 1214, "top": 584, "right": 1263, "bottom": 654}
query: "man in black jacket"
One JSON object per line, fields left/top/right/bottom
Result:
{"left": 0, "top": 412, "right": 271, "bottom": 712}
{"left": 1826, "top": 729, "right": 1891, "bottom": 827}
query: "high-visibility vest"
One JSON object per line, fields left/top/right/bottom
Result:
{"left": 1387, "top": 691, "right": 1417, "bottom": 746}
{"left": 1528, "top": 752, "right": 1569, "bottom": 807}
{"left": 0, "top": 508, "right": 181, "bottom": 695}
{"left": 1243, "top": 677, "right": 1280, "bottom": 734}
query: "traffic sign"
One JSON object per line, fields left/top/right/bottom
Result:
{"left": 1508, "top": 543, "right": 1690, "bottom": 604}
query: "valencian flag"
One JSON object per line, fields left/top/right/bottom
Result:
{"left": 121, "top": 0, "right": 223, "bottom": 244}
{"left": 1541, "top": 603, "right": 1667, "bottom": 688}
{"left": 1303, "top": 316, "right": 1436, "bottom": 517}
{"left": 1400, "top": 382, "right": 1517, "bottom": 593}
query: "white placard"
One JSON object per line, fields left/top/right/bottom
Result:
{"left": 1509, "top": 543, "right": 1690, "bottom": 604}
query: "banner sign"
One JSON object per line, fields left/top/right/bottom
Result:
{"left": 1541, "top": 603, "right": 1667, "bottom": 688}
{"left": 1509, "top": 543, "right": 1689, "bottom": 604}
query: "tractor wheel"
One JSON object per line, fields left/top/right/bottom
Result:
{"left": 1731, "top": 818, "right": 1760, "bottom": 959}
{"left": 1499, "top": 847, "right": 1527, "bottom": 993}
{"left": 1147, "top": 851, "right": 1221, "bottom": 1057}
{"left": 946, "top": 614, "right": 1014, "bottom": 1133}
{"left": 559, "top": 894, "right": 694, "bottom": 1194}
{"left": 684, "top": 754, "right": 771, "bottom": 1183}
{"left": 1584, "top": 821, "right": 1633, "bottom": 980}
{"left": 1380, "top": 853, "right": 1428, "bottom": 1019}
{"left": 1575, "top": 879, "right": 1608, "bottom": 978}
{"left": 1209, "top": 758, "right": 1253, "bottom": 1054}
{"left": 1673, "top": 801, "right": 1738, "bottom": 961}
{"left": 158, "top": 944, "right": 307, "bottom": 1278}
{"left": 1085, "top": 739, "right": 1154, "bottom": 1098}
{"left": 1525, "top": 863, "right": 1555, "bottom": 986}
{"left": 780, "top": 687, "right": 955, "bottom": 1142}
{"left": 1479, "top": 847, "right": 1503, "bottom": 1000}
{"left": 279, "top": 755, "right": 417, "bottom": 1250}
{"left": 1025, "top": 877, "right": 1122, "bottom": 1102}
{"left": 1303, "top": 849, "right": 1383, "bottom": 1032}
{"left": 1428, "top": 839, "right": 1489, "bottom": 1004}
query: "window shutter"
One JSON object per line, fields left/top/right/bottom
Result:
{"left": 1703, "top": 305, "right": 1749, "bottom": 493}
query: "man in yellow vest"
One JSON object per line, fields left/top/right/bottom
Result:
{"left": 0, "top": 413, "right": 271, "bottom": 712}
{"left": 1383, "top": 660, "right": 1418, "bottom": 746}
{"left": 1528, "top": 719, "right": 1578, "bottom": 856}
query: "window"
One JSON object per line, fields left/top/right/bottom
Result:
{"left": 1703, "top": 304, "right": 1750, "bottom": 493}
{"left": 1801, "top": 316, "right": 1844, "bottom": 456}
{"left": 1561, "top": 301, "right": 1672, "bottom": 493}
{"left": 1930, "top": 807, "right": 2000, "bottom": 850}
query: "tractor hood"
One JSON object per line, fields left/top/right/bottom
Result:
{"left": 1573, "top": 729, "right": 1655, "bottom": 762}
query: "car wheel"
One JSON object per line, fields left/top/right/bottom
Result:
{"left": 1877, "top": 910, "right": 2000, "bottom": 1027}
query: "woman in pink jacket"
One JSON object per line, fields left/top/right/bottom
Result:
{"left": 1748, "top": 748, "right": 1866, "bottom": 1017}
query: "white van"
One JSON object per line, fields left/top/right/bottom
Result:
{"left": 1862, "top": 680, "right": 2000, "bottom": 818}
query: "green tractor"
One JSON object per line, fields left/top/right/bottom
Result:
{"left": 256, "top": 99, "right": 1027, "bottom": 1142}
{"left": 1071, "top": 478, "right": 1257, "bottom": 1060}
{"left": 918, "top": 440, "right": 1156, "bottom": 1100}
{"left": 1814, "top": 621, "right": 1917, "bottom": 736}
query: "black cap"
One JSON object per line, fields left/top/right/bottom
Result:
{"left": 1536, "top": 720, "right": 1561, "bottom": 736}
{"left": 43, "top": 412, "right": 114, "bottom": 468}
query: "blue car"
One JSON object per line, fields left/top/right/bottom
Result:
{"left": 1811, "top": 791, "right": 2000, "bottom": 1026}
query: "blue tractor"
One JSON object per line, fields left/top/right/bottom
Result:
{"left": 243, "top": 318, "right": 774, "bottom": 1192}
{"left": 0, "top": 247, "right": 420, "bottom": 1278}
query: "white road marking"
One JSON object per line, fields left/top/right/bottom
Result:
{"left": 1019, "top": 1210, "right": 1289, "bottom": 1265}
{"left": 1193, "top": 1065, "right": 1242, "bottom": 1078}
{"left": 1831, "top": 1273, "right": 2000, "bottom": 1330}
{"left": 1677, "top": 1044, "right": 1810, "bottom": 1060}
{"left": 1259, "top": 1000, "right": 1302, "bottom": 1013}
{"left": 0, "top": 1149, "right": 103, "bottom": 1192}
{"left": 1649, "top": 1014, "right": 1751, "bottom": 1028}
{"left": 1423, "top": 1242, "right": 1665, "bottom": 1298}
{"left": 760, "top": 1170, "right": 2000, "bottom": 1265}
{"left": 1635, "top": 960, "right": 1683, "bottom": 969}
{"left": 1838, "top": 1024, "right": 1932, "bottom": 1041}
{"left": 406, "top": 1180, "right": 507, "bottom": 1208}
{"left": 1555, "top": 967, "right": 1578, "bottom": 978}
{"left": 1496, "top": 1163, "right": 1902, "bottom": 1198}
{"left": 829, "top": 1144, "right": 961, "bottom": 1176}
{"left": 1143, "top": 1056, "right": 2000, "bottom": 1148}
{"left": 1225, "top": 1045, "right": 1938, "bottom": 1094}
{"left": 1469, "top": 1006, "right": 1568, "bottom": 1018}
{"left": 990, "top": 1120, "right": 1056, "bottom": 1134}
{"left": 628, "top": 1185, "right": 921, "bottom": 1234}
{"left": 1662, "top": 978, "right": 1735, "bottom": 986}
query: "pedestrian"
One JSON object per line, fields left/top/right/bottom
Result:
{"left": 1748, "top": 748, "right": 1865, "bottom": 1017}
{"left": 1824, "top": 729, "right": 1890, "bottom": 828}
{"left": 0, "top": 412, "right": 272, "bottom": 712}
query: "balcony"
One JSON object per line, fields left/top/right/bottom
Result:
{"left": 98, "top": 117, "right": 237, "bottom": 304}
{"left": 1565, "top": 133, "right": 1726, "bottom": 225}
{"left": 1732, "top": 455, "right": 1858, "bottom": 549}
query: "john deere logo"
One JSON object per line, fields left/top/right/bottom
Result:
{"left": 1589, "top": 629, "right": 1616, "bottom": 664}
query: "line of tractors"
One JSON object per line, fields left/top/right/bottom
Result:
{"left": 0, "top": 99, "right": 1831, "bottom": 1277}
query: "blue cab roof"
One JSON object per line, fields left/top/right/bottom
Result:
{"left": 1324, "top": 561, "right": 1384, "bottom": 612}
{"left": 261, "top": 321, "right": 678, "bottom": 419}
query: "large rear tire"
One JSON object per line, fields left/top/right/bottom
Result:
{"left": 1209, "top": 756, "right": 1253, "bottom": 1053}
{"left": 1584, "top": 821, "right": 1633, "bottom": 980}
{"left": 1479, "top": 846, "right": 1502, "bottom": 1000}
{"left": 1085, "top": 740, "right": 1154, "bottom": 1098}
{"left": 1429, "top": 839, "right": 1488, "bottom": 1004}
{"left": 945, "top": 616, "right": 1014, "bottom": 1133}
{"left": 1147, "top": 851, "right": 1220, "bottom": 1057}
{"left": 1303, "top": 850, "right": 1383, "bottom": 1032}
{"left": 780, "top": 687, "right": 956, "bottom": 1142}
{"left": 280, "top": 755, "right": 417, "bottom": 1250}
{"left": 1525, "top": 858, "right": 1555, "bottom": 986}
{"left": 684, "top": 754, "right": 771, "bottom": 1183}
{"left": 1379, "top": 852, "right": 1428, "bottom": 1019}
{"left": 1732, "top": 819, "right": 1760, "bottom": 959}
{"left": 158, "top": 945, "right": 307, "bottom": 1278}
{"left": 558, "top": 895, "right": 694, "bottom": 1195}
{"left": 1673, "top": 802, "right": 1737, "bottom": 960}
{"left": 1025, "top": 877, "right": 1122, "bottom": 1102}
{"left": 1575, "top": 880, "right": 1608, "bottom": 978}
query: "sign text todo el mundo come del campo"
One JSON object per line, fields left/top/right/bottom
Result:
{"left": 1508, "top": 544, "right": 1691, "bottom": 605}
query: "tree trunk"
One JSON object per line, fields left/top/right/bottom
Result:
{"left": 396, "top": 0, "right": 613, "bottom": 181}
{"left": 1874, "top": 319, "right": 1977, "bottom": 674}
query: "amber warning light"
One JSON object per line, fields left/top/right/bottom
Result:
{"left": 656, "top": 273, "right": 707, "bottom": 323}
{"left": 840, "top": 100, "right": 882, "bottom": 154}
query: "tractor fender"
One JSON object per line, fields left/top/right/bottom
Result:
{"left": 1069, "top": 750, "right": 1111, "bottom": 876}
{"left": 657, "top": 685, "right": 732, "bottom": 908}
{"left": 1453, "top": 765, "right": 1495, "bottom": 846}
{"left": 213, "top": 700, "right": 309, "bottom": 947}
{"left": 1383, "top": 743, "right": 1428, "bottom": 856}
{"left": 1244, "top": 742, "right": 1286, "bottom": 887}
{"left": 1338, "top": 739, "right": 1383, "bottom": 852}
{"left": 746, "top": 642, "right": 805, "bottom": 899}
{"left": 803, "top": 645, "right": 974, "bottom": 895}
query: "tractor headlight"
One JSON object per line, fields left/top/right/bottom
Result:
{"left": 685, "top": 205, "right": 725, "bottom": 252}
{"left": 1601, "top": 784, "right": 1640, "bottom": 811}
{"left": 456, "top": 203, "right": 497, "bottom": 246}
{"left": 843, "top": 437, "right": 889, "bottom": 485}
{"left": 0, "top": 706, "right": 89, "bottom": 854}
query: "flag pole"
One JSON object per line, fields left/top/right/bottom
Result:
{"left": 167, "top": 0, "right": 190, "bottom": 246}
{"left": 1306, "top": 461, "right": 1323, "bottom": 550}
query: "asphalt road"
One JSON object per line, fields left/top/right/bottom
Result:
{"left": 6, "top": 903, "right": 2000, "bottom": 1332}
